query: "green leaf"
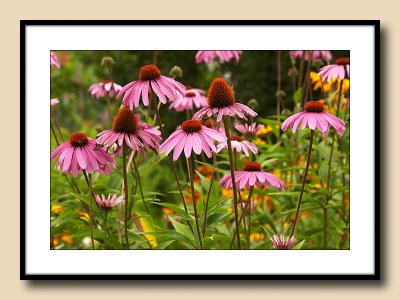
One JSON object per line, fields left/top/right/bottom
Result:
{"left": 156, "top": 240, "right": 175, "bottom": 249}
{"left": 170, "top": 218, "right": 196, "bottom": 245}
{"left": 195, "top": 170, "right": 210, "bottom": 192}
{"left": 318, "top": 161, "right": 329, "bottom": 182}
{"left": 293, "top": 240, "right": 305, "bottom": 250}
{"left": 293, "top": 87, "right": 302, "bottom": 104}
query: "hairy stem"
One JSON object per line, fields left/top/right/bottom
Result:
{"left": 223, "top": 116, "right": 241, "bottom": 249}
{"left": 188, "top": 156, "right": 203, "bottom": 249}
{"left": 290, "top": 130, "right": 314, "bottom": 238}
{"left": 122, "top": 142, "right": 130, "bottom": 248}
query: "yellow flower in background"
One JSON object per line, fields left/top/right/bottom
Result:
{"left": 51, "top": 203, "right": 63, "bottom": 214}
{"left": 310, "top": 71, "right": 332, "bottom": 92}
{"left": 337, "top": 78, "right": 350, "bottom": 93}
{"left": 256, "top": 125, "right": 272, "bottom": 136}
{"left": 139, "top": 217, "right": 158, "bottom": 248}
{"left": 254, "top": 138, "right": 266, "bottom": 145}
{"left": 272, "top": 169, "right": 281, "bottom": 178}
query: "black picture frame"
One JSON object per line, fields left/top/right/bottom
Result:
{"left": 20, "top": 19, "right": 380, "bottom": 280}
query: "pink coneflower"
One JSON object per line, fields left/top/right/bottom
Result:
{"left": 50, "top": 98, "right": 59, "bottom": 106}
{"left": 219, "top": 161, "right": 285, "bottom": 191}
{"left": 195, "top": 51, "right": 242, "bottom": 64}
{"left": 159, "top": 120, "right": 226, "bottom": 160}
{"left": 289, "top": 50, "right": 332, "bottom": 62}
{"left": 216, "top": 135, "right": 258, "bottom": 157}
{"left": 116, "top": 64, "right": 185, "bottom": 109}
{"left": 270, "top": 234, "right": 297, "bottom": 250}
{"left": 51, "top": 132, "right": 114, "bottom": 176}
{"left": 89, "top": 80, "right": 122, "bottom": 99}
{"left": 169, "top": 87, "right": 208, "bottom": 112}
{"left": 94, "top": 194, "right": 124, "bottom": 210}
{"left": 235, "top": 122, "right": 263, "bottom": 139}
{"left": 50, "top": 51, "right": 61, "bottom": 68}
{"left": 193, "top": 78, "right": 257, "bottom": 122}
{"left": 281, "top": 101, "right": 346, "bottom": 137}
{"left": 318, "top": 57, "right": 350, "bottom": 82}
{"left": 96, "top": 107, "right": 161, "bottom": 152}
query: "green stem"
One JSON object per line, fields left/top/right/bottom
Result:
{"left": 51, "top": 107, "right": 65, "bottom": 141}
{"left": 122, "top": 142, "right": 130, "bottom": 248}
{"left": 84, "top": 171, "right": 95, "bottom": 250}
{"left": 229, "top": 187, "right": 254, "bottom": 250}
{"left": 188, "top": 156, "right": 203, "bottom": 249}
{"left": 290, "top": 129, "right": 314, "bottom": 238}
{"left": 223, "top": 116, "right": 241, "bottom": 249}
{"left": 106, "top": 96, "right": 113, "bottom": 126}
{"left": 103, "top": 210, "right": 109, "bottom": 249}
{"left": 276, "top": 50, "right": 282, "bottom": 124}
{"left": 132, "top": 156, "right": 150, "bottom": 215}
{"left": 151, "top": 92, "right": 194, "bottom": 234}
{"left": 247, "top": 187, "right": 254, "bottom": 249}
{"left": 202, "top": 155, "right": 215, "bottom": 237}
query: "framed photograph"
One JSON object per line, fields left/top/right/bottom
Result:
{"left": 21, "top": 20, "right": 380, "bottom": 279}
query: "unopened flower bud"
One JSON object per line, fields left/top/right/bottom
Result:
{"left": 247, "top": 98, "right": 258, "bottom": 109}
{"left": 169, "top": 65, "right": 183, "bottom": 78}
{"left": 275, "top": 90, "right": 286, "bottom": 98}
{"left": 101, "top": 56, "right": 115, "bottom": 66}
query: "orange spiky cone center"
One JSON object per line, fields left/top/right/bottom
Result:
{"left": 69, "top": 132, "right": 89, "bottom": 147}
{"left": 112, "top": 107, "right": 138, "bottom": 134}
{"left": 335, "top": 57, "right": 350, "bottom": 65}
{"left": 139, "top": 64, "right": 161, "bottom": 80}
{"left": 181, "top": 120, "right": 202, "bottom": 133}
{"left": 207, "top": 78, "right": 235, "bottom": 108}
{"left": 243, "top": 161, "right": 262, "bottom": 172}
{"left": 304, "top": 101, "right": 324, "bottom": 112}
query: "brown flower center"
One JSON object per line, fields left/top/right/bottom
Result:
{"left": 181, "top": 120, "right": 202, "bottom": 133}
{"left": 335, "top": 57, "right": 350, "bottom": 65}
{"left": 139, "top": 64, "right": 161, "bottom": 81}
{"left": 69, "top": 132, "right": 89, "bottom": 147}
{"left": 112, "top": 107, "right": 138, "bottom": 134}
{"left": 304, "top": 101, "right": 324, "bottom": 113}
{"left": 207, "top": 78, "right": 235, "bottom": 108}
{"left": 230, "top": 135, "right": 243, "bottom": 142}
{"left": 243, "top": 161, "right": 262, "bottom": 172}
{"left": 185, "top": 92, "right": 196, "bottom": 98}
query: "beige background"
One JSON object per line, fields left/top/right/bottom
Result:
{"left": 1, "top": 0, "right": 398, "bottom": 299}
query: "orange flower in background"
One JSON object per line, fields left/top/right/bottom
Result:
{"left": 222, "top": 188, "right": 233, "bottom": 198}
{"left": 184, "top": 188, "right": 201, "bottom": 204}
{"left": 162, "top": 207, "right": 176, "bottom": 215}
{"left": 250, "top": 232, "right": 264, "bottom": 241}
{"left": 328, "top": 95, "right": 349, "bottom": 114}
{"left": 53, "top": 232, "right": 73, "bottom": 246}
{"left": 77, "top": 211, "right": 90, "bottom": 222}
{"left": 345, "top": 193, "right": 350, "bottom": 209}
{"left": 301, "top": 210, "right": 313, "bottom": 219}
